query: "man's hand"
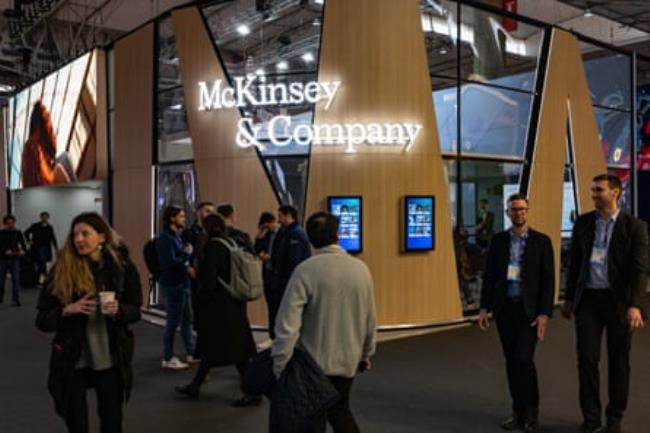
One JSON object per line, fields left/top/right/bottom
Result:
{"left": 63, "top": 294, "right": 97, "bottom": 316}
{"left": 627, "top": 307, "right": 645, "bottom": 331}
{"left": 187, "top": 266, "right": 196, "bottom": 279}
{"left": 183, "top": 244, "right": 193, "bottom": 255}
{"left": 531, "top": 314, "right": 549, "bottom": 341}
{"left": 478, "top": 309, "right": 490, "bottom": 331}
{"left": 561, "top": 301, "right": 573, "bottom": 320}
{"left": 358, "top": 359, "right": 371, "bottom": 373}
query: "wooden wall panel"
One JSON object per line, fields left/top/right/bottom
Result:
{"left": 527, "top": 29, "right": 607, "bottom": 298}
{"left": 172, "top": 7, "right": 278, "bottom": 325}
{"left": 309, "top": 0, "right": 462, "bottom": 326}
{"left": 113, "top": 25, "right": 154, "bottom": 300}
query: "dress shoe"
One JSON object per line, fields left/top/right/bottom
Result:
{"left": 175, "top": 383, "right": 200, "bottom": 399}
{"left": 524, "top": 407, "right": 539, "bottom": 433}
{"left": 231, "top": 395, "right": 262, "bottom": 407}
{"left": 501, "top": 414, "right": 525, "bottom": 431}
{"left": 11, "top": 301, "right": 21, "bottom": 307}
{"left": 604, "top": 422, "right": 621, "bottom": 433}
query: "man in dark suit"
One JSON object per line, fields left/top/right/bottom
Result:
{"left": 479, "top": 193, "right": 555, "bottom": 433}
{"left": 562, "top": 174, "right": 648, "bottom": 433}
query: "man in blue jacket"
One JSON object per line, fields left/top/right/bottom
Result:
{"left": 157, "top": 205, "right": 194, "bottom": 370}
{"left": 269, "top": 205, "right": 311, "bottom": 339}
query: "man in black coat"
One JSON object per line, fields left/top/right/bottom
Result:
{"left": 269, "top": 205, "right": 311, "bottom": 339}
{"left": 25, "top": 211, "right": 58, "bottom": 286}
{"left": 479, "top": 193, "right": 555, "bottom": 433}
{"left": 561, "top": 174, "right": 648, "bottom": 433}
{"left": 0, "top": 214, "right": 27, "bottom": 306}
{"left": 254, "top": 211, "right": 280, "bottom": 336}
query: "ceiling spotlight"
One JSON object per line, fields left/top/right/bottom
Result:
{"left": 583, "top": 3, "right": 594, "bottom": 18}
{"left": 255, "top": 68, "right": 266, "bottom": 75}
{"left": 312, "top": 18, "right": 321, "bottom": 26}
{"left": 439, "top": 47, "right": 448, "bottom": 55}
{"left": 237, "top": 24, "right": 251, "bottom": 35}
{"left": 301, "top": 52, "right": 315, "bottom": 63}
{"left": 170, "top": 104, "right": 183, "bottom": 110}
{"left": 277, "top": 61, "right": 289, "bottom": 70}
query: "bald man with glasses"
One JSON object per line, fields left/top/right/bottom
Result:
{"left": 479, "top": 193, "right": 555, "bottom": 433}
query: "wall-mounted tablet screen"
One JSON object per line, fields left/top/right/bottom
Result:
{"left": 327, "top": 196, "right": 362, "bottom": 253}
{"left": 404, "top": 195, "right": 435, "bottom": 251}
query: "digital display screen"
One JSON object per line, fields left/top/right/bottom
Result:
{"left": 404, "top": 196, "right": 435, "bottom": 251}
{"left": 6, "top": 50, "right": 103, "bottom": 190}
{"left": 328, "top": 196, "right": 362, "bottom": 253}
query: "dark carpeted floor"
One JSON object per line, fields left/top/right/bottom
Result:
{"left": 1, "top": 288, "right": 649, "bottom": 433}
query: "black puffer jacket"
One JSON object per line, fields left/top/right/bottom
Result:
{"left": 269, "top": 347, "right": 340, "bottom": 433}
{"left": 35, "top": 249, "right": 142, "bottom": 417}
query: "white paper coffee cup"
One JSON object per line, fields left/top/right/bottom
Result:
{"left": 99, "top": 291, "right": 116, "bottom": 314}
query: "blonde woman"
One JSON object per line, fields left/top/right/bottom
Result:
{"left": 36, "top": 212, "right": 142, "bottom": 433}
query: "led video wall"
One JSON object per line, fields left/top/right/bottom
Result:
{"left": 5, "top": 50, "right": 103, "bottom": 190}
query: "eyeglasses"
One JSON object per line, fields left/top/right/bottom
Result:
{"left": 508, "top": 207, "right": 529, "bottom": 213}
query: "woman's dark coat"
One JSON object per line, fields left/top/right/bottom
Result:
{"left": 35, "top": 249, "right": 142, "bottom": 417}
{"left": 195, "top": 237, "right": 256, "bottom": 366}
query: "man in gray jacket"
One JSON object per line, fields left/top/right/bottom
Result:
{"left": 272, "top": 211, "right": 377, "bottom": 433}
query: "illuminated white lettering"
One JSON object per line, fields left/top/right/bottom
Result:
{"left": 268, "top": 116, "right": 292, "bottom": 147}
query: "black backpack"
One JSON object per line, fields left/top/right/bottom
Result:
{"left": 143, "top": 238, "right": 160, "bottom": 281}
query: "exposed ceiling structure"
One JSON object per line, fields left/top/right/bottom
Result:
{"left": 558, "top": 0, "right": 650, "bottom": 35}
{"left": 0, "top": 0, "right": 190, "bottom": 95}
{"left": 0, "top": 0, "right": 649, "bottom": 99}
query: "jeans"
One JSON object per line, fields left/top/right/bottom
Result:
{"left": 65, "top": 367, "right": 123, "bottom": 433}
{"left": 0, "top": 258, "right": 20, "bottom": 303}
{"left": 34, "top": 245, "right": 50, "bottom": 277}
{"left": 162, "top": 284, "right": 194, "bottom": 361}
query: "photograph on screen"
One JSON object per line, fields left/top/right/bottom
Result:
{"left": 404, "top": 196, "right": 435, "bottom": 251}
{"left": 6, "top": 50, "right": 103, "bottom": 190}
{"left": 327, "top": 196, "right": 362, "bottom": 253}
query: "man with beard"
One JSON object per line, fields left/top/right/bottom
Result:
{"left": 479, "top": 193, "right": 555, "bottom": 433}
{"left": 562, "top": 174, "right": 648, "bottom": 433}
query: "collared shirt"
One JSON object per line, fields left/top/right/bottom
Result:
{"left": 587, "top": 209, "right": 620, "bottom": 289}
{"left": 507, "top": 229, "right": 529, "bottom": 297}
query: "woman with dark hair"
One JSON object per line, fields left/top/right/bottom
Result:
{"left": 36, "top": 212, "right": 142, "bottom": 433}
{"left": 21, "top": 100, "right": 72, "bottom": 187}
{"left": 175, "top": 213, "right": 259, "bottom": 406}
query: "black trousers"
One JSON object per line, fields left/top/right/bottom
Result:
{"left": 495, "top": 299, "right": 539, "bottom": 413}
{"left": 192, "top": 359, "right": 248, "bottom": 388}
{"left": 307, "top": 376, "right": 359, "bottom": 433}
{"left": 65, "top": 367, "right": 124, "bottom": 433}
{"left": 575, "top": 289, "right": 632, "bottom": 426}
{"left": 267, "top": 286, "right": 285, "bottom": 340}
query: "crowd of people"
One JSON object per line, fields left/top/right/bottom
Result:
{"left": 0, "top": 173, "right": 643, "bottom": 433}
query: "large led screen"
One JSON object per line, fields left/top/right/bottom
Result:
{"left": 5, "top": 50, "right": 103, "bottom": 190}
{"left": 327, "top": 196, "right": 362, "bottom": 253}
{"left": 404, "top": 196, "right": 435, "bottom": 251}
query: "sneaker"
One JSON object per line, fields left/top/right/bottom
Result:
{"left": 185, "top": 355, "right": 201, "bottom": 365}
{"left": 162, "top": 357, "right": 189, "bottom": 370}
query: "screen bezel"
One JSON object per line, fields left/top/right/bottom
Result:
{"left": 403, "top": 195, "right": 435, "bottom": 252}
{"left": 327, "top": 195, "right": 363, "bottom": 254}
